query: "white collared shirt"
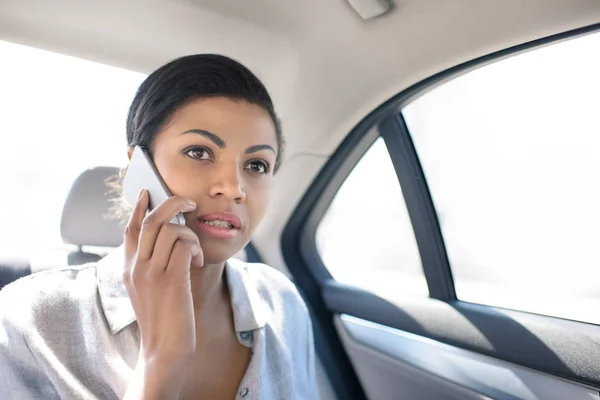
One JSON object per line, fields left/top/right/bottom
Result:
{"left": 0, "top": 247, "right": 319, "bottom": 399}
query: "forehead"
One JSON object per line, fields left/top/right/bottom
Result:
{"left": 160, "top": 96, "right": 278, "bottom": 147}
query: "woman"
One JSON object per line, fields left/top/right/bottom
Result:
{"left": 0, "top": 54, "right": 318, "bottom": 399}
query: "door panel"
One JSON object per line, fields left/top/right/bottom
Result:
{"left": 336, "top": 314, "right": 599, "bottom": 400}
{"left": 322, "top": 281, "right": 600, "bottom": 388}
{"left": 335, "top": 315, "right": 489, "bottom": 400}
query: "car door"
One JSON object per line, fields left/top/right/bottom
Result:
{"left": 283, "top": 23, "right": 600, "bottom": 400}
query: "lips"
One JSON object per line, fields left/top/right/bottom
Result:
{"left": 196, "top": 212, "right": 242, "bottom": 239}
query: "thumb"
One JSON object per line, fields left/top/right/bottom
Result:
{"left": 191, "top": 243, "right": 204, "bottom": 268}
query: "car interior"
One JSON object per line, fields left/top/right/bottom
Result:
{"left": 1, "top": 0, "right": 600, "bottom": 399}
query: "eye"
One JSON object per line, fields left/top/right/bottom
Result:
{"left": 184, "top": 146, "right": 212, "bottom": 161}
{"left": 244, "top": 160, "right": 270, "bottom": 174}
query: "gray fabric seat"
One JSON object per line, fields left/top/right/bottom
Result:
{"left": 0, "top": 257, "right": 31, "bottom": 290}
{"left": 0, "top": 167, "right": 123, "bottom": 288}
{"left": 60, "top": 166, "right": 124, "bottom": 265}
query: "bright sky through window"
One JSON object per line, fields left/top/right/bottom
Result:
{"left": 0, "top": 40, "right": 146, "bottom": 254}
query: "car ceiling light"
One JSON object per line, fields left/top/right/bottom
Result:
{"left": 347, "top": 0, "right": 393, "bottom": 20}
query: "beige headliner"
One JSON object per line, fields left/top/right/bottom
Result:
{"left": 1, "top": 0, "right": 599, "bottom": 270}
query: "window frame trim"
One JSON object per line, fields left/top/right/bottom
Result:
{"left": 380, "top": 114, "right": 455, "bottom": 299}
{"left": 298, "top": 126, "right": 380, "bottom": 285}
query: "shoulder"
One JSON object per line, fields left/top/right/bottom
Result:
{"left": 228, "top": 258, "right": 311, "bottom": 323}
{"left": 233, "top": 259, "right": 307, "bottom": 307}
{"left": 0, "top": 263, "right": 99, "bottom": 304}
{"left": 0, "top": 264, "right": 100, "bottom": 335}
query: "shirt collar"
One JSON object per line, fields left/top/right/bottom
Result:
{"left": 96, "top": 246, "right": 266, "bottom": 335}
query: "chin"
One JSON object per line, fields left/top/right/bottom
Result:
{"left": 199, "top": 238, "right": 246, "bottom": 265}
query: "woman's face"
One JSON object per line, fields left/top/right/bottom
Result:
{"left": 134, "top": 97, "right": 278, "bottom": 264}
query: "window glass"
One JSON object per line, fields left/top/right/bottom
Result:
{"left": 316, "top": 138, "right": 428, "bottom": 299}
{"left": 0, "top": 40, "right": 146, "bottom": 255}
{"left": 403, "top": 31, "right": 600, "bottom": 323}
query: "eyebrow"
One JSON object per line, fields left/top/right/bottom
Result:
{"left": 245, "top": 144, "right": 276, "bottom": 155}
{"left": 180, "top": 129, "right": 225, "bottom": 148}
{"left": 181, "top": 128, "right": 276, "bottom": 155}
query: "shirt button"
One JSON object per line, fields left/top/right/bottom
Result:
{"left": 239, "top": 387, "right": 249, "bottom": 397}
{"left": 240, "top": 331, "right": 251, "bottom": 340}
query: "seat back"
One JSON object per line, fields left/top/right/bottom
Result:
{"left": 0, "top": 257, "right": 31, "bottom": 289}
{"left": 60, "top": 166, "right": 124, "bottom": 264}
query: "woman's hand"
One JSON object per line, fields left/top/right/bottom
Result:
{"left": 122, "top": 190, "right": 203, "bottom": 399}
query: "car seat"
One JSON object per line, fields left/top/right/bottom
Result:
{"left": 60, "top": 166, "right": 124, "bottom": 265}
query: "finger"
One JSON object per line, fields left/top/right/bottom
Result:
{"left": 167, "top": 239, "right": 196, "bottom": 275}
{"left": 149, "top": 224, "right": 200, "bottom": 272}
{"left": 137, "top": 196, "right": 196, "bottom": 261}
{"left": 124, "top": 190, "right": 149, "bottom": 259}
{"left": 191, "top": 245, "right": 204, "bottom": 269}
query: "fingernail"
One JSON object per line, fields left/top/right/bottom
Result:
{"left": 192, "top": 253, "right": 204, "bottom": 268}
{"left": 185, "top": 200, "right": 196, "bottom": 208}
{"left": 137, "top": 189, "right": 145, "bottom": 199}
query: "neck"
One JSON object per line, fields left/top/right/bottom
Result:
{"left": 189, "top": 261, "right": 228, "bottom": 312}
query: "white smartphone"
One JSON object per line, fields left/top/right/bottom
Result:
{"left": 122, "top": 145, "right": 185, "bottom": 225}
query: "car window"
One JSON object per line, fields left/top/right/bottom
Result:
{"left": 0, "top": 40, "right": 146, "bottom": 255}
{"left": 402, "top": 30, "right": 600, "bottom": 324}
{"left": 316, "top": 137, "right": 428, "bottom": 299}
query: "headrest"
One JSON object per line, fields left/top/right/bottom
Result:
{"left": 60, "top": 166, "right": 124, "bottom": 248}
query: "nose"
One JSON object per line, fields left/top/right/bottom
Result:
{"left": 208, "top": 163, "right": 247, "bottom": 203}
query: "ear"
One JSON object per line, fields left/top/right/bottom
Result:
{"left": 127, "top": 147, "right": 134, "bottom": 161}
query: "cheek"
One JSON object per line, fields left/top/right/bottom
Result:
{"left": 154, "top": 156, "right": 199, "bottom": 198}
{"left": 246, "top": 181, "right": 271, "bottom": 226}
